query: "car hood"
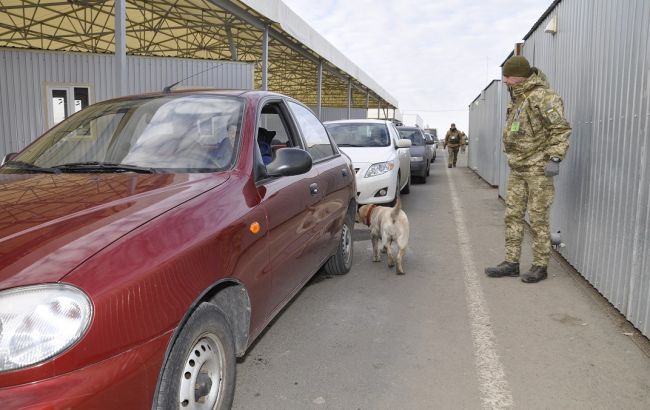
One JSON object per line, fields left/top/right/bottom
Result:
{"left": 0, "top": 172, "right": 228, "bottom": 289}
{"left": 409, "top": 145, "right": 426, "bottom": 156}
{"left": 338, "top": 146, "right": 395, "bottom": 165}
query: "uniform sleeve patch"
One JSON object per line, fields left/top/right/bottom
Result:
{"left": 546, "top": 108, "right": 562, "bottom": 124}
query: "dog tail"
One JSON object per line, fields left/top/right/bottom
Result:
{"left": 391, "top": 197, "right": 401, "bottom": 222}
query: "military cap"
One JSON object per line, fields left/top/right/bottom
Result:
{"left": 502, "top": 55, "right": 532, "bottom": 77}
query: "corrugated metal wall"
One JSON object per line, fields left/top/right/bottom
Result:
{"left": 469, "top": 0, "right": 650, "bottom": 336}
{"left": 468, "top": 80, "right": 507, "bottom": 186}
{"left": 0, "top": 48, "right": 253, "bottom": 159}
{"left": 309, "top": 106, "right": 368, "bottom": 122}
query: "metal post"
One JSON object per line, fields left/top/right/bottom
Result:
{"left": 347, "top": 78, "right": 352, "bottom": 119}
{"left": 114, "top": 0, "right": 126, "bottom": 97}
{"left": 378, "top": 99, "right": 381, "bottom": 119}
{"left": 317, "top": 60, "right": 323, "bottom": 120}
{"left": 262, "top": 25, "right": 269, "bottom": 90}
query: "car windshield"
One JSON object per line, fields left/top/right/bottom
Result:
{"left": 398, "top": 129, "right": 424, "bottom": 146}
{"left": 325, "top": 123, "right": 390, "bottom": 147}
{"left": 4, "top": 95, "right": 244, "bottom": 173}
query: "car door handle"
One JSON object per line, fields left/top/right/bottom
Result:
{"left": 309, "top": 183, "right": 319, "bottom": 195}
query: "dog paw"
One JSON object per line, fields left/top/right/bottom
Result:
{"left": 396, "top": 270, "right": 405, "bottom": 275}
{"left": 373, "top": 257, "right": 381, "bottom": 262}
{"left": 388, "top": 262, "right": 395, "bottom": 268}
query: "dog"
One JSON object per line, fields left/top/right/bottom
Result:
{"left": 357, "top": 198, "right": 410, "bottom": 275}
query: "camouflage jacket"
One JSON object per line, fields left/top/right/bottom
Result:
{"left": 503, "top": 68, "right": 571, "bottom": 174}
{"left": 445, "top": 129, "right": 463, "bottom": 148}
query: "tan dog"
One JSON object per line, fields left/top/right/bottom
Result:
{"left": 358, "top": 198, "right": 410, "bottom": 274}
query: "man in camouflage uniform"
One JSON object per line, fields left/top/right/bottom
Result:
{"left": 485, "top": 55, "right": 571, "bottom": 283}
{"left": 444, "top": 123, "right": 463, "bottom": 168}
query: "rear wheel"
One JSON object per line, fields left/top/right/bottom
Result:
{"left": 156, "top": 303, "right": 236, "bottom": 410}
{"left": 323, "top": 207, "right": 354, "bottom": 275}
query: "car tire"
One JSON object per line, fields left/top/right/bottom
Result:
{"left": 323, "top": 208, "right": 354, "bottom": 275}
{"left": 400, "top": 174, "right": 410, "bottom": 195}
{"left": 156, "top": 303, "right": 236, "bottom": 410}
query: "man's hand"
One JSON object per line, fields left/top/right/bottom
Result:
{"left": 544, "top": 160, "right": 560, "bottom": 177}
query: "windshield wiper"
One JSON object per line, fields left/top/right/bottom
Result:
{"left": 53, "top": 161, "right": 156, "bottom": 174}
{"left": 3, "top": 160, "right": 61, "bottom": 174}
{"left": 336, "top": 143, "right": 365, "bottom": 147}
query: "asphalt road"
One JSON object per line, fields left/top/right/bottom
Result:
{"left": 232, "top": 150, "right": 650, "bottom": 410}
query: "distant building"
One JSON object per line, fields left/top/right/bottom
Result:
{"left": 401, "top": 114, "right": 423, "bottom": 128}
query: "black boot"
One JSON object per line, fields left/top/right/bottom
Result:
{"left": 485, "top": 261, "right": 519, "bottom": 277}
{"left": 448, "top": 164, "right": 452, "bottom": 168}
{"left": 521, "top": 265, "right": 548, "bottom": 283}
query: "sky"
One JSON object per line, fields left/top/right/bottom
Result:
{"left": 282, "top": 0, "right": 553, "bottom": 134}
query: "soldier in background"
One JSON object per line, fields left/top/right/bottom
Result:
{"left": 444, "top": 123, "right": 463, "bottom": 168}
{"left": 485, "top": 55, "right": 571, "bottom": 283}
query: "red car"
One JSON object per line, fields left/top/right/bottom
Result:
{"left": 0, "top": 90, "right": 356, "bottom": 409}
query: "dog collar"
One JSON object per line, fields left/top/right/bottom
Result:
{"left": 365, "top": 204, "right": 377, "bottom": 226}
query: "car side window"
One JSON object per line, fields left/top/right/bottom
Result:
{"left": 287, "top": 101, "right": 335, "bottom": 162}
{"left": 255, "top": 101, "right": 301, "bottom": 179}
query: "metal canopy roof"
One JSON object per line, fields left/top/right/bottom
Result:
{"left": 0, "top": 0, "right": 397, "bottom": 110}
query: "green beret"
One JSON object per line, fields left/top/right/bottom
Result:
{"left": 503, "top": 56, "right": 532, "bottom": 77}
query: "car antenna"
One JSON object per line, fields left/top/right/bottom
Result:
{"left": 163, "top": 62, "right": 225, "bottom": 94}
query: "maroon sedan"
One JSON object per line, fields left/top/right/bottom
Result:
{"left": 0, "top": 90, "right": 356, "bottom": 409}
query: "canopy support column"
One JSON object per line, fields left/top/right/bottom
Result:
{"left": 262, "top": 25, "right": 269, "bottom": 90}
{"left": 114, "top": 0, "right": 126, "bottom": 97}
{"left": 317, "top": 60, "right": 323, "bottom": 119}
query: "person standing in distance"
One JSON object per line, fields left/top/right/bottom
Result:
{"left": 485, "top": 55, "right": 571, "bottom": 283}
{"left": 444, "top": 123, "right": 463, "bottom": 168}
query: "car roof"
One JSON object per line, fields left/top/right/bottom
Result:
{"left": 323, "top": 119, "right": 392, "bottom": 125}
{"left": 100, "top": 89, "right": 287, "bottom": 103}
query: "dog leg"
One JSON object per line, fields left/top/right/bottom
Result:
{"left": 371, "top": 234, "right": 381, "bottom": 262}
{"left": 385, "top": 238, "right": 395, "bottom": 268}
{"left": 396, "top": 246, "right": 406, "bottom": 275}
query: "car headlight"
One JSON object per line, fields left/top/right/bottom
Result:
{"left": 0, "top": 284, "right": 93, "bottom": 372}
{"left": 411, "top": 156, "right": 424, "bottom": 162}
{"left": 365, "top": 161, "right": 395, "bottom": 178}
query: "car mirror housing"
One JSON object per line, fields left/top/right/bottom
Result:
{"left": 396, "top": 139, "right": 412, "bottom": 148}
{"left": 266, "top": 148, "right": 313, "bottom": 177}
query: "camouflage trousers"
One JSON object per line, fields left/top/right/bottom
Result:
{"left": 447, "top": 147, "right": 460, "bottom": 166}
{"left": 505, "top": 172, "right": 555, "bottom": 266}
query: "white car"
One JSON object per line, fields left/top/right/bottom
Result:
{"left": 324, "top": 119, "right": 411, "bottom": 205}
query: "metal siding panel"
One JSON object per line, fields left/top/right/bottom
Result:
{"left": 0, "top": 49, "right": 253, "bottom": 158}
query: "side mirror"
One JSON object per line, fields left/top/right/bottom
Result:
{"left": 396, "top": 139, "right": 412, "bottom": 148}
{"left": 1, "top": 152, "right": 17, "bottom": 166}
{"left": 266, "top": 148, "right": 313, "bottom": 177}
{"left": 425, "top": 139, "right": 434, "bottom": 145}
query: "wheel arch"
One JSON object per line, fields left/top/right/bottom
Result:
{"left": 153, "top": 279, "right": 251, "bottom": 406}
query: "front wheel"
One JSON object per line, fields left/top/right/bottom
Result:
{"left": 156, "top": 303, "right": 236, "bottom": 410}
{"left": 323, "top": 207, "right": 354, "bottom": 275}
{"left": 400, "top": 173, "right": 410, "bottom": 195}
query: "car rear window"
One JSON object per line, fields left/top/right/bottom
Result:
{"left": 324, "top": 123, "right": 390, "bottom": 147}
{"left": 398, "top": 129, "right": 424, "bottom": 146}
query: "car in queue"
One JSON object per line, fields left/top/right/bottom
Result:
{"left": 324, "top": 119, "right": 411, "bottom": 205}
{"left": 0, "top": 89, "right": 357, "bottom": 409}
{"left": 423, "top": 132, "right": 437, "bottom": 162}
{"left": 397, "top": 126, "right": 432, "bottom": 181}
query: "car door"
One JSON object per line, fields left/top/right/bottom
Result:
{"left": 286, "top": 100, "right": 351, "bottom": 267}
{"left": 389, "top": 123, "right": 410, "bottom": 187}
{"left": 254, "top": 99, "right": 324, "bottom": 312}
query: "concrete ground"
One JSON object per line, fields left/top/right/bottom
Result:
{"left": 232, "top": 149, "right": 650, "bottom": 410}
